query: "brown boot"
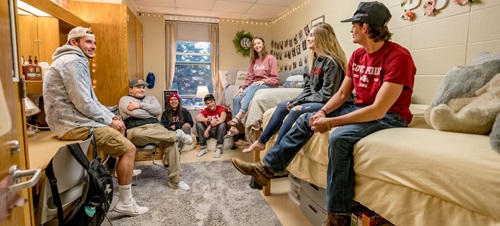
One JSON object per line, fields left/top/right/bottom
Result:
{"left": 231, "top": 158, "right": 274, "bottom": 186}
{"left": 322, "top": 213, "right": 351, "bottom": 226}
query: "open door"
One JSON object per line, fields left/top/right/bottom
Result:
{"left": 0, "top": 0, "right": 39, "bottom": 225}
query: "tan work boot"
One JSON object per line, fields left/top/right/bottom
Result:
{"left": 231, "top": 157, "right": 274, "bottom": 186}
{"left": 322, "top": 213, "right": 351, "bottom": 226}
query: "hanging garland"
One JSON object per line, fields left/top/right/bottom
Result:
{"left": 232, "top": 30, "right": 254, "bottom": 57}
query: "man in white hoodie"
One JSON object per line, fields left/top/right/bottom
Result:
{"left": 43, "top": 27, "right": 148, "bottom": 216}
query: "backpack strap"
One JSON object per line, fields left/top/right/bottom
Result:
{"left": 67, "top": 143, "right": 90, "bottom": 170}
{"left": 45, "top": 160, "right": 65, "bottom": 225}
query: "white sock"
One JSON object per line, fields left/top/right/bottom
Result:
{"left": 118, "top": 184, "right": 133, "bottom": 204}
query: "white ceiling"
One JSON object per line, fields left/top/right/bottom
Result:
{"left": 127, "top": 0, "right": 305, "bottom": 21}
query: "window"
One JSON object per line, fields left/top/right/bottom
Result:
{"left": 172, "top": 41, "right": 212, "bottom": 107}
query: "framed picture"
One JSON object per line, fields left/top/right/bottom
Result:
{"left": 163, "top": 90, "right": 178, "bottom": 109}
{"left": 311, "top": 15, "right": 325, "bottom": 27}
{"left": 304, "top": 24, "right": 310, "bottom": 36}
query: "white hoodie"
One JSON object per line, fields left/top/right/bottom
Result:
{"left": 43, "top": 44, "right": 115, "bottom": 138}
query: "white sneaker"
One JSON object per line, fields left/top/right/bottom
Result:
{"left": 114, "top": 169, "right": 142, "bottom": 178}
{"left": 168, "top": 181, "right": 190, "bottom": 191}
{"left": 114, "top": 201, "right": 149, "bottom": 216}
{"left": 197, "top": 148, "right": 208, "bottom": 157}
{"left": 176, "top": 129, "right": 193, "bottom": 145}
{"left": 213, "top": 148, "right": 222, "bottom": 158}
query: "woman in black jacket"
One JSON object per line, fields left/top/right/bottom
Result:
{"left": 243, "top": 22, "right": 351, "bottom": 153}
{"left": 161, "top": 93, "right": 194, "bottom": 150}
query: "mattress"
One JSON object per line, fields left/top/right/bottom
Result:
{"left": 260, "top": 105, "right": 500, "bottom": 225}
{"left": 354, "top": 128, "right": 500, "bottom": 225}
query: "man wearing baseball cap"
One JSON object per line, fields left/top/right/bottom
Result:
{"left": 119, "top": 79, "right": 192, "bottom": 191}
{"left": 44, "top": 27, "right": 149, "bottom": 216}
{"left": 194, "top": 94, "right": 228, "bottom": 158}
{"left": 230, "top": 2, "right": 416, "bottom": 225}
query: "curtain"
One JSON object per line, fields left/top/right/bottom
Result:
{"left": 209, "top": 24, "right": 221, "bottom": 101}
{"left": 165, "top": 21, "right": 177, "bottom": 89}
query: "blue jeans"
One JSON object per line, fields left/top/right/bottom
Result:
{"left": 262, "top": 102, "right": 407, "bottom": 214}
{"left": 232, "top": 84, "right": 273, "bottom": 115}
{"left": 258, "top": 100, "right": 324, "bottom": 146}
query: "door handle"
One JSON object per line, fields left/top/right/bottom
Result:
{"left": 5, "top": 140, "right": 20, "bottom": 155}
{"left": 8, "top": 165, "right": 42, "bottom": 192}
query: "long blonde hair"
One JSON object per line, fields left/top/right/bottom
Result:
{"left": 307, "top": 22, "right": 347, "bottom": 73}
{"left": 249, "top": 36, "right": 268, "bottom": 65}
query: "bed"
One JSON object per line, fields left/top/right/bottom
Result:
{"left": 218, "top": 67, "right": 305, "bottom": 142}
{"left": 258, "top": 104, "right": 500, "bottom": 226}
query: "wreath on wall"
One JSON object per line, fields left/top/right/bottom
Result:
{"left": 232, "top": 30, "right": 254, "bottom": 57}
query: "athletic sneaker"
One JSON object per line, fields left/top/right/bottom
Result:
{"left": 197, "top": 148, "right": 208, "bottom": 157}
{"left": 114, "top": 169, "right": 142, "bottom": 178}
{"left": 114, "top": 200, "right": 149, "bottom": 216}
{"left": 168, "top": 181, "right": 191, "bottom": 191}
{"left": 175, "top": 129, "right": 193, "bottom": 145}
{"left": 213, "top": 148, "right": 222, "bottom": 158}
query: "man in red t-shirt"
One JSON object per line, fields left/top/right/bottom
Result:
{"left": 231, "top": 2, "right": 416, "bottom": 225}
{"left": 195, "top": 94, "right": 227, "bottom": 158}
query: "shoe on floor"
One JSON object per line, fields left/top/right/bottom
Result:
{"left": 176, "top": 129, "right": 193, "bottom": 145}
{"left": 197, "top": 148, "right": 208, "bottom": 157}
{"left": 168, "top": 181, "right": 190, "bottom": 191}
{"left": 114, "top": 169, "right": 142, "bottom": 178}
{"left": 231, "top": 158, "right": 274, "bottom": 187}
{"left": 114, "top": 201, "right": 149, "bottom": 216}
{"left": 213, "top": 148, "right": 222, "bottom": 158}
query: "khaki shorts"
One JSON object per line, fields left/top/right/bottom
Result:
{"left": 61, "top": 126, "right": 132, "bottom": 158}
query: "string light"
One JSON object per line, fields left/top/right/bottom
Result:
{"left": 272, "top": 0, "right": 311, "bottom": 24}
{"left": 137, "top": 0, "right": 313, "bottom": 25}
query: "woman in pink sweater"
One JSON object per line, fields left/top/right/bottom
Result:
{"left": 226, "top": 36, "right": 279, "bottom": 137}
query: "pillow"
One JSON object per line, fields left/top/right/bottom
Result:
{"left": 290, "top": 66, "right": 307, "bottom": 76}
{"left": 227, "top": 67, "right": 247, "bottom": 85}
{"left": 278, "top": 70, "right": 291, "bottom": 85}
{"left": 472, "top": 51, "right": 500, "bottom": 65}
{"left": 429, "top": 59, "right": 500, "bottom": 107}
{"left": 234, "top": 71, "right": 247, "bottom": 87}
{"left": 283, "top": 74, "right": 305, "bottom": 88}
{"left": 491, "top": 113, "right": 500, "bottom": 152}
{"left": 219, "top": 70, "right": 229, "bottom": 88}
{"left": 286, "top": 74, "right": 305, "bottom": 82}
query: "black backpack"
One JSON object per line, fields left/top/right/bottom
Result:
{"left": 45, "top": 135, "right": 113, "bottom": 226}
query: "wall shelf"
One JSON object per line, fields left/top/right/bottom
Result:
{"left": 25, "top": 80, "right": 42, "bottom": 95}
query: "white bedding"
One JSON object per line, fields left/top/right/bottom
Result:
{"left": 220, "top": 85, "right": 302, "bottom": 142}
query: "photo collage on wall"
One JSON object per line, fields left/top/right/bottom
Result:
{"left": 270, "top": 23, "right": 312, "bottom": 72}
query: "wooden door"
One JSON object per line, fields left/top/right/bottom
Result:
{"left": 0, "top": 0, "right": 33, "bottom": 225}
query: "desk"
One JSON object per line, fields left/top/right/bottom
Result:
{"left": 27, "top": 131, "right": 74, "bottom": 170}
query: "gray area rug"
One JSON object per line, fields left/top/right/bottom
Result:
{"left": 103, "top": 160, "right": 282, "bottom": 226}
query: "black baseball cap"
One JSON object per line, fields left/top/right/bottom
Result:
{"left": 203, "top": 94, "right": 215, "bottom": 102}
{"left": 341, "top": 1, "right": 392, "bottom": 26}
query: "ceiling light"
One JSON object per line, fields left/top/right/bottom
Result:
{"left": 17, "top": 0, "right": 50, "bottom": 17}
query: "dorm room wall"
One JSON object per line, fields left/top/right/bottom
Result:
{"left": 139, "top": 15, "right": 271, "bottom": 105}
{"left": 138, "top": 0, "right": 500, "bottom": 106}
{"left": 268, "top": 0, "right": 500, "bottom": 105}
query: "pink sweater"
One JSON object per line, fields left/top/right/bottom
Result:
{"left": 243, "top": 54, "right": 279, "bottom": 88}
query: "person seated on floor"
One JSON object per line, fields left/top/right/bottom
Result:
{"left": 226, "top": 36, "right": 279, "bottom": 138}
{"left": 161, "top": 92, "right": 194, "bottom": 151}
{"left": 232, "top": 2, "right": 416, "bottom": 225}
{"left": 119, "top": 78, "right": 192, "bottom": 191}
{"left": 195, "top": 94, "right": 227, "bottom": 158}
{"left": 243, "top": 22, "right": 350, "bottom": 153}
{"left": 43, "top": 26, "right": 148, "bottom": 216}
